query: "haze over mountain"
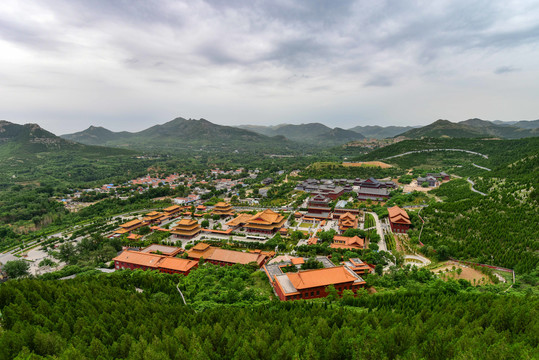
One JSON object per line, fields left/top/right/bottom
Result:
{"left": 62, "top": 118, "right": 300, "bottom": 153}
{"left": 398, "top": 119, "right": 539, "bottom": 139}
{"left": 347, "top": 125, "right": 415, "bottom": 139}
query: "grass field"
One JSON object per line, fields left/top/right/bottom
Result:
{"left": 434, "top": 262, "right": 493, "bottom": 285}
{"left": 343, "top": 161, "right": 393, "bottom": 168}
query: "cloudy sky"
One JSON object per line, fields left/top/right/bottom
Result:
{"left": 1, "top": 0, "right": 539, "bottom": 134}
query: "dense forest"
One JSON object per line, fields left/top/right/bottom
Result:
{"left": 415, "top": 179, "right": 538, "bottom": 273}
{"left": 0, "top": 270, "right": 537, "bottom": 359}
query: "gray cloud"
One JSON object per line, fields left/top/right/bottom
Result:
{"left": 364, "top": 75, "right": 393, "bottom": 87}
{"left": 494, "top": 66, "right": 520, "bottom": 74}
{"left": 0, "top": 0, "right": 538, "bottom": 133}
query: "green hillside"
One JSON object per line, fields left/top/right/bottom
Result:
{"left": 397, "top": 120, "right": 487, "bottom": 138}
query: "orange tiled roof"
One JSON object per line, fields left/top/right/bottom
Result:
{"left": 291, "top": 257, "right": 305, "bottom": 265}
{"left": 120, "top": 219, "right": 143, "bottom": 228}
{"left": 388, "top": 206, "right": 411, "bottom": 225}
{"left": 286, "top": 266, "right": 360, "bottom": 290}
{"left": 158, "top": 257, "right": 197, "bottom": 272}
{"left": 226, "top": 213, "right": 254, "bottom": 227}
{"left": 113, "top": 250, "right": 162, "bottom": 268}
{"left": 187, "top": 244, "right": 266, "bottom": 266}
{"left": 164, "top": 205, "right": 181, "bottom": 212}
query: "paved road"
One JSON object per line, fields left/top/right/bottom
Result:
{"left": 467, "top": 178, "right": 487, "bottom": 196}
{"left": 367, "top": 212, "right": 387, "bottom": 252}
{"left": 472, "top": 163, "right": 492, "bottom": 171}
{"left": 384, "top": 148, "right": 488, "bottom": 160}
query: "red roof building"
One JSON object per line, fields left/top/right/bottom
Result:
{"left": 113, "top": 250, "right": 197, "bottom": 275}
{"left": 187, "top": 243, "right": 268, "bottom": 267}
{"left": 269, "top": 266, "right": 366, "bottom": 301}
{"left": 330, "top": 235, "right": 365, "bottom": 250}
{"left": 388, "top": 206, "right": 411, "bottom": 233}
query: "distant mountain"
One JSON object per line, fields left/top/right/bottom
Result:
{"left": 62, "top": 117, "right": 300, "bottom": 153}
{"left": 62, "top": 125, "right": 131, "bottom": 145}
{"left": 237, "top": 123, "right": 364, "bottom": 146}
{"left": 0, "top": 120, "right": 81, "bottom": 154}
{"left": 511, "top": 119, "right": 539, "bottom": 130}
{"left": 459, "top": 118, "right": 539, "bottom": 139}
{"left": 398, "top": 119, "right": 538, "bottom": 139}
{"left": 347, "top": 125, "right": 414, "bottom": 139}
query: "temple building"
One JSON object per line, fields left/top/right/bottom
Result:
{"left": 305, "top": 194, "right": 332, "bottom": 219}
{"left": 171, "top": 218, "right": 201, "bottom": 239}
{"left": 187, "top": 243, "right": 268, "bottom": 267}
{"left": 140, "top": 244, "right": 183, "bottom": 257}
{"left": 388, "top": 206, "right": 411, "bottom": 233}
{"left": 342, "top": 258, "right": 372, "bottom": 276}
{"left": 163, "top": 205, "right": 182, "bottom": 217}
{"left": 212, "top": 202, "right": 235, "bottom": 217}
{"left": 113, "top": 250, "right": 197, "bottom": 275}
{"left": 113, "top": 219, "right": 146, "bottom": 235}
{"left": 225, "top": 213, "right": 254, "bottom": 229}
{"left": 243, "top": 209, "right": 286, "bottom": 235}
{"left": 330, "top": 235, "right": 365, "bottom": 250}
{"left": 143, "top": 211, "right": 167, "bottom": 224}
{"left": 338, "top": 212, "right": 358, "bottom": 233}
{"left": 268, "top": 266, "right": 366, "bottom": 301}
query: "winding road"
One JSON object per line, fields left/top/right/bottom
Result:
{"left": 383, "top": 148, "right": 488, "bottom": 160}
{"left": 467, "top": 178, "right": 487, "bottom": 196}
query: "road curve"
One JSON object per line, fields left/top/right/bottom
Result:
{"left": 467, "top": 178, "right": 487, "bottom": 196}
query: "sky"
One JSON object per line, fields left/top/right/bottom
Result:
{"left": 1, "top": 0, "right": 539, "bottom": 134}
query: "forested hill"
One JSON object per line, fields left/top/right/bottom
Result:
{"left": 0, "top": 270, "right": 537, "bottom": 359}
{"left": 62, "top": 117, "right": 303, "bottom": 154}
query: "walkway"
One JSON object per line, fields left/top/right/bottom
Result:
{"left": 404, "top": 254, "right": 431, "bottom": 267}
{"left": 367, "top": 212, "right": 387, "bottom": 252}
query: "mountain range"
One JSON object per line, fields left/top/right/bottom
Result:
{"left": 62, "top": 117, "right": 299, "bottom": 153}
{"left": 238, "top": 123, "right": 417, "bottom": 142}
{"left": 237, "top": 123, "right": 366, "bottom": 146}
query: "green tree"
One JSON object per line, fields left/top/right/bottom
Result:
{"left": 3, "top": 260, "right": 30, "bottom": 278}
